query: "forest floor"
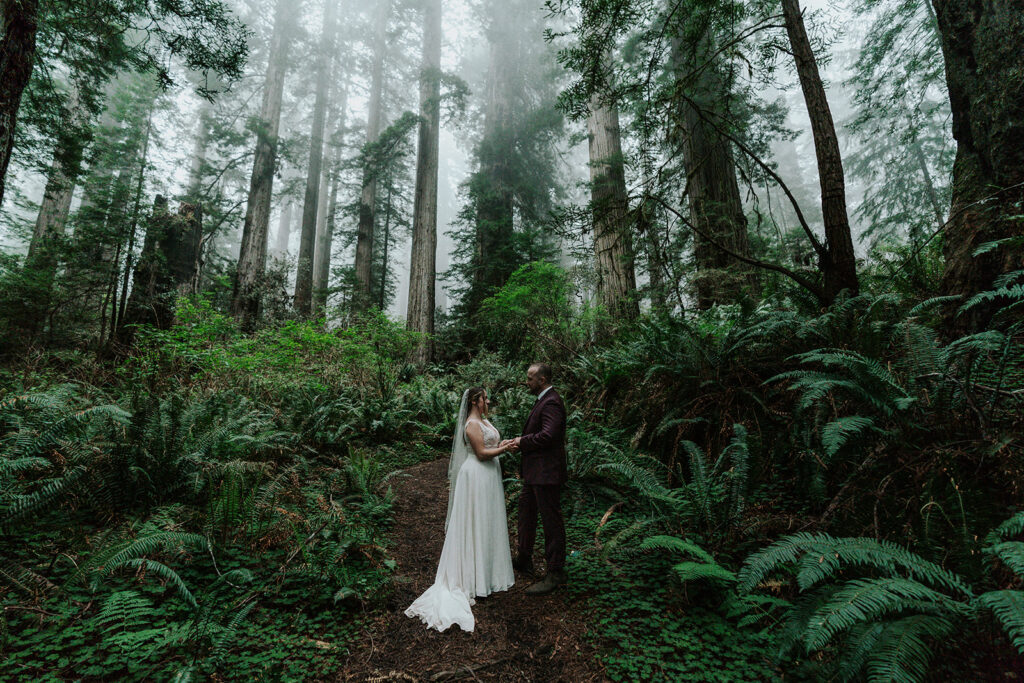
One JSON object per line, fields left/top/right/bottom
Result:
{"left": 339, "top": 457, "right": 608, "bottom": 682}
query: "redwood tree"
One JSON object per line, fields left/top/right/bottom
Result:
{"left": 406, "top": 0, "right": 442, "bottom": 364}
{"left": 932, "top": 0, "right": 1024, "bottom": 331}
{"left": 232, "top": 0, "right": 293, "bottom": 328}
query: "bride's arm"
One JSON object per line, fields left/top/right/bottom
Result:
{"left": 465, "top": 421, "right": 509, "bottom": 461}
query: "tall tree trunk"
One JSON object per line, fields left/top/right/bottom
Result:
{"left": 353, "top": 0, "right": 391, "bottom": 313}
{"left": 186, "top": 103, "right": 212, "bottom": 200}
{"left": 313, "top": 81, "right": 348, "bottom": 316}
{"left": 588, "top": 92, "right": 639, "bottom": 319}
{"left": 121, "top": 197, "right": 204, "bottom": 342}
{"left": 932, "top": 0, "right": 1024, "bottom": 332}
{"left": 406, "top": 0, "right": 442, "bottom": 364}
{"left": 472, "top": 14, "right": 515, "bottom": 307}
{"left": 0, "top": 0, "right": 38, "bottom": 210}
{"left": 679, "top": 99, "right": 757, "bottom": 309}
{"left": 667, "top": 23, "right": 757, "bottom": 310}
{"left": 294, "top": 0, "right": 338, "bottom": 316}
{"left": 114, "top": 101, "right": 156, "bottom": 343}
{"left": 782, "top": 0, "right": 859, "bottom": 303}
{"left": 273, "top": 200, "right": 293, "bottom": 255}
{"left": 28, "top": 86, "right": 85, "bottom": 277}
{"left": 232, "top": 0, "right": 293, "bottom": 329}
{"left": 378, "top": 178, "right": 393, "bottom": 309}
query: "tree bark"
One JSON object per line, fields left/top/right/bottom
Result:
{"left": 406, "top": 0, "right": 442, "bottom": 364}
{"left": 0, "top": 0, "right": 38, "bottom": 211}
{"left": 588, "top": 92, "right": 639, "bottom": 319}
{"left": 120, "top": 197, "right": 203, "bottom": 341}
{"left": 186, "top": 103, "right": 212, "bottom": 200}
{"left": 294, "top": 0, "right": 338, "bottom": 316}
{"left": 232, "top": 0, "right": 293, "bottom": 329}
{"left": 313, "top": 80, "right": 348, "bottom": 316}
{"left": 471, "top": 11, "right": 515, "bottom": 307}
{"left": 28, "top": 86, "right": 85, "bottom": 276}
{"left": 781, "top": 0, "right": 859, "bottom": 303}
{"left": 352, "top": 0, "right": 391, "bottom": 313}
{"left": 273, "top": 200, "right": 293, "bottom": 255}
{"left": 932, "top": 0, "right": 1024, "bottom": 332}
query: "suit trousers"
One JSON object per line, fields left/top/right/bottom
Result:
{"left": 517, "top": 482, "right": 566, "bottom": 573}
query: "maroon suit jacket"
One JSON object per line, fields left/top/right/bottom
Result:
{"left": 520, "top": 388, "right": 568, "bottom": 485}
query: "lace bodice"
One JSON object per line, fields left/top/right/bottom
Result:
{"left": 467, "top": 419, "right": 500, "bottom": 448}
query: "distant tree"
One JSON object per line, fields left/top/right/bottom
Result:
{"left": 233, "top": 0, "right": 294, "bottom": 330}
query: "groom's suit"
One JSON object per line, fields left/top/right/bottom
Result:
{"left": 518, "top": 387, "right": 567, "bottom": 573}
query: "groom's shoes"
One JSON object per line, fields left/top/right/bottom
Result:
{"left": 512, "top": 555, "right": 535, "bottom": 576}
{"left": 524, "top": 569, "right": 567, "bottom": 595}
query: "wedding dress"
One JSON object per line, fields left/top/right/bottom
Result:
{"left": 404, "top": 391, "right": 515, "bottom": 632}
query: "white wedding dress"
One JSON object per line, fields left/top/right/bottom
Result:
{"left": 405, "top": 402, "right": 515, "bottom": 632}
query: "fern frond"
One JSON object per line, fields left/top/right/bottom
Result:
{"left": 739, "top": 534, "right": 973, "bottom": 598}
{"left": 985, "top": 512, "right": 1024, "bottom": 546}
{"left": 803, "top": 578, "right": 963, "bottom": 651}
{"left": 120, "top": 559, "right": 198, "bottom": 611}
{"left": 986, "top": 542, "right": 1024, "bottom": 578}
{"left": 821, "top": 416, "right": 877, "bottom": 457}
{"left": 638, "top": 535, "right": 715, "bottom": 564}
{"left": 865, "top": 615, "right": 954, "bottom": 683}
{"left": 673, "top": 561, "right": 736, "bottom": 583}
{"left": 977, "top": 590, "right": 1024, "bottom": 654}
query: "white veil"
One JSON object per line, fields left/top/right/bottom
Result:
{"left": 446, "top": 389, "right": 472, "bottom": 529}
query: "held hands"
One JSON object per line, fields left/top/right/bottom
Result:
{"left": 499, "top": 437, "right": 521, "bottom": 453}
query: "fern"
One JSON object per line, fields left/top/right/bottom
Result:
{"left": 803, "top": 578, "right": 964, "bottom": 650}
{"left": 986, "top": 542, "right": 1024, "bottom": 577}
{"left": 977, "top": 591, "right": 1024, "bottom": 654}
{"left": 821, "top": 416, "right": 878, "bottom": 457}
{"left": 865, "top": 614, "right": 955, "bottom": 683}
{"left": 739, "top": 533, "right": 973, "bottom": 597}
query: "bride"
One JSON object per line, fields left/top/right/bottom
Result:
{"left": 404, "top": 387, "right": 516, "bottom": 632}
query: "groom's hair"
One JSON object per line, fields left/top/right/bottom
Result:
{"left": 529, "top": 363, "right": 553, "bottom": 383}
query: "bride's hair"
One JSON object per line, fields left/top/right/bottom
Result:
{"left": 465, "top": 386, "right": 486, "bottom": 410}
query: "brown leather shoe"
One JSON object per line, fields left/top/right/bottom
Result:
{"left": 524, "top": 570, "right": 567, "bottom": 595}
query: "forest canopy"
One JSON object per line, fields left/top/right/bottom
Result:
{"left": 0, "top": 0, "right": 1022, "bottom": 680}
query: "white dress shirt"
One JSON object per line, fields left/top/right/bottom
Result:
{"left": 536, "top": 386, "right": 553, "bottom": 402}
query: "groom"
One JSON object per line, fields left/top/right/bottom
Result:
{"left": 508, "top": 362, "right": 568, "bottom": 595}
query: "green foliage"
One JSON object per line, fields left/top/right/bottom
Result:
{"left": 739, "top": 510, "right": 1024, "bottom": 681}
{"left": 479, "top": 261, "right": 605, "bottom": 361}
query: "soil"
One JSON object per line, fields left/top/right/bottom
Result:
{"left": 339, "top": 457, "right": 608, "bottom": 682}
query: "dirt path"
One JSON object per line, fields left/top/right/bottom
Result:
{"left": 340, "top": 458, "right": 607, "bottom": 682}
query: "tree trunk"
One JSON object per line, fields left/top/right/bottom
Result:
{"left": 121, "top": 197, "right": 204, "bottom": 341}
{"left": 667, "top": 25, "right": 757, "bottom": 310}
{"left": 313, "top": 81, "right": 348, "bottom": 316}
{"left": 588, "top": 92, "right": 639, "bottom": 319}
{"left": 781, "top": 0, "right": 859, "bottom": 303}
{"left": 186, "top": 103, "right": 212, "bottom": 200}
{"left": 406, "top": 0, "right": 442, "bottom": 364}
{"left": 114, "top": 102, "right": 156, "bottom": 342}
{"left": 472, "top": 16, "right": 515, "bottom": 307}
{"left": 294, "top": 0, "right": 338, "bottom": 316}
{"left": 0, "top": 0, "right": 38, "bottom": 211}
{"left": 353, "top": 0, "right": 391, "bottom": 313}
{"left": 27, "top": 86, "right": 85, "bottom": 277}
{"left": 679, "top": 97, "right": 757, "bottom": 309}
{"left": 273, "top": 201, "right": 293, "bottom": 255}
{"left": 932, "top": 0, "right": 1024, "bottom": 332}
{"left": 378, "top": 179, "right": 393, "bottom": 309}
{"left": 232, "top": 0, "right": 293, "bottom": 329}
